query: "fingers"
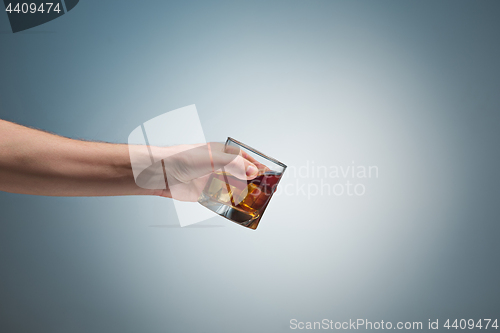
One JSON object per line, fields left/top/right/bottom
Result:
{"left": 240, "top": 150, "right": 271, "bottom": 173}
{"left": 154, "top": 142, "right": 262, "bottom": 184}
{"left": 208, "top": 142, "right": 274, "bottom": 179}
{"left": 212, "top": 151, "right": 258, "bottom": 180}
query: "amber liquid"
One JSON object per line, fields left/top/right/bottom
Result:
{"left": 199, "top": 171, "right": 282, "bottom": 229}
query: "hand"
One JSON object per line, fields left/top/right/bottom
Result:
{"left": 129, "top": 142, "right": 259, "bottom": 202}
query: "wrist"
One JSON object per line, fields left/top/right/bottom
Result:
{"left": 126, "top": 144, "right": 174, "bottom": 197}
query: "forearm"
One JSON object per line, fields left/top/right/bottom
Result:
{"left": 0, "top": 120, "right": 156, "bottom": 197}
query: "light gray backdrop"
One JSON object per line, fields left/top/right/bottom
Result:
{"left": 1, "top": 1, "right": 499, "bottom": 332}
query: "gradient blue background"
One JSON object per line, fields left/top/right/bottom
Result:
{"left": 1, "top": 1, "right": 499, "bottom": 332}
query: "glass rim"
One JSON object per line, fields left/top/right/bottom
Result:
{"left": 225, "top": 137, "right": 287, "bottom": 170}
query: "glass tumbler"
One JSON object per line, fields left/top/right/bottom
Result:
{"left": 198, "top": 137, "right": 287, "bottom": 230}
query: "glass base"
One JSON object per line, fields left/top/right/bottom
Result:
{"left": 198, "top": 193, "right": 260, "bottom": 230}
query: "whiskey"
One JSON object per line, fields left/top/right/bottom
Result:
{"left": 198, "top": 170, "right": 283, "bottom": 229}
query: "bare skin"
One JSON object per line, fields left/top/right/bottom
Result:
{"left": 0, "top": 119, "right": 258, "bottom": 200}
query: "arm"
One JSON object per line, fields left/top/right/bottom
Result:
{"left": 0, "top": 119, "right": 154, "bottom": 197}
{"left": 0, "top": 120, "right": 257, "bottom": 199}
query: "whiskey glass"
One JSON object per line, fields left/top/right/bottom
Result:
{"left": 198, "top": 137, "right": 286, "bottom": 230}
